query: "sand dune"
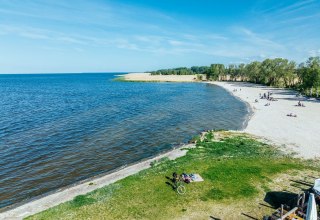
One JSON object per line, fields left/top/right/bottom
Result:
{"left": 212, "top": 81, "right": 320, "bottom": 159}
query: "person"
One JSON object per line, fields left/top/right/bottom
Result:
{"left": 172, "top": 172, "right": 179, "bottom": 188}
{"left": 255, "top": 99, "right": 258, "bottom": 103}
{"left": 182, "top": 173, "right": 191, "bottom": 183}
{"left": 298, "top": 101, "right": 301, "bottom": 106}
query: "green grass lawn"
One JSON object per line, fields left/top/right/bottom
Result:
{"left": 26, "top": 131, "right": 318, "bottom": 220}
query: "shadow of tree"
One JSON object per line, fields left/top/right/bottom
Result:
{"left": 264, "top": 191, "right": 297, "bottom": 208}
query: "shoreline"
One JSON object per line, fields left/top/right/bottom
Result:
{"left": 0, "top": 144, "right": 195, "bottom": 219}
{"left": 211, "top": 81, "right": 320, "bottom": 159}
{"left": 207, "top": 82, "right": 254, "bottom": 131}
{"left": 3, "top": 77, "right": 320, "bottom": 219}
{"left": 121, "top": 72, "right": 200, "bottom": 82}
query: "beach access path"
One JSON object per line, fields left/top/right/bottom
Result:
{"left": 0, "top": 145, "right": 194, "bottom": 220}
{"left": 212, "top": 81, "right": 320, "bottom": 159}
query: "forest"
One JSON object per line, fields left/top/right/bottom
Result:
{"left": 150, "top": 57, "right": 320, "bottom": 96}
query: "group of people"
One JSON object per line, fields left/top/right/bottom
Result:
{"left": 286, "top": 99, "right": 307, "bottom": 118}
{"left": 286, "top": 101, "right": 306, "bottom": 117}
{"left": 255, "top": 92, "right": 273, "bottom": 106}
{"left": 233, "top": 88, "right": 241, "bottom": 92}
{"left": 257, "top": 91, "right": 302, "bottom": 117}
{"left": 259, "top": 92, "right": 278, "bottom": 101}
{"left": 297, "top": 101, "right": 306, "bottom": 107}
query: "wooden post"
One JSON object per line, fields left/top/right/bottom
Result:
{"left": 280, "top": 204, "right": 284, "bottom": 219}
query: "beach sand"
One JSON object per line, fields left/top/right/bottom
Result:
{"left": 212, "top": 81, "right": 320, "bottom": 159}
{"left": 123, "top": 72, "right": 198, "bottom": 82}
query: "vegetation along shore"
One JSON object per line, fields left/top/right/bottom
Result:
{"left": 3, "top": 57, "right": 320, "bottom": 219}
{"left": 149, "top": 56, "right": 320, "bottom": 97}
{"left": 25, "top": 131, "right": 320, "bottom": 219}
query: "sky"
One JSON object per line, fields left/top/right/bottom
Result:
{"left": 0, "top": 0, "right": 319, "bottom": 73}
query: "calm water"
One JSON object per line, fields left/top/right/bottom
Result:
{"left": 0, "top": 73, "right": 248, "bottom": 209}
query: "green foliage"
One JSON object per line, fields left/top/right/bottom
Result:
{"left": 150, "top": 157, "right": 170, "bottom": 167}
{"left": 148, "top": 56, "right": 320, "bottom": 97}
{"left": 27, "top": 132, "right": 317, "bottom": 220}
{"left": 149, "top": 66, "right": 209, "bottom": 76}
{"left": 196, "top": 74, "right": 203, "bottom": 81}
{"left": 298, "top": 57, "right": 320, "bottom": 96}
{"left": 71, "top": 195, "right": 96, "bottom": 208}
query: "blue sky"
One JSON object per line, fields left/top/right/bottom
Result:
{"left": 0, "top": 0, "right": 319, "bottom": 73}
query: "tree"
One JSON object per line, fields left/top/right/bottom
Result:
{"left": 306, "top": 57, "right": 320, "bottom": 96}
{"left": 245, "top": 61, "right": 262, "bottom": 83}
{"left": 227, "top": 64, "right": 237, "bottom": 81}
{"left": 238, "top": 63, "right": 246, "bottom": 81}
{"left": 206, "top": 64, "right": 225, "bottom": 81}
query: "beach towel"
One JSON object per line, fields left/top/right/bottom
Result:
{"left": 190, "top": 174, "right": 204, "bottom": 182}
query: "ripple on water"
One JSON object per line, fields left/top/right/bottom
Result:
{"left": 0, "top": 74, "right": 248, "bottom": 209}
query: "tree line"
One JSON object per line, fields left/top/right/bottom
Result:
{"left": 150, "top": 57, "right": 320, "bottom": 96}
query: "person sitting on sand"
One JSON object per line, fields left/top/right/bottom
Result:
{"left": 255, "top": 99, "right": 258, "bottom": 103}
{"left": 287, "top": 113, "right": 297, "bottom": 117}
{"left": 297, "top": 101, "right": 306, "bottom": 107}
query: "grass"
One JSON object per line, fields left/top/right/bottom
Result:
{"left": 26, "top": 131, "right": 318, "bottom": 220}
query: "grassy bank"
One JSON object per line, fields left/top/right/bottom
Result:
{"left": 27, "top": 131, "right": 319, "bottom": 219}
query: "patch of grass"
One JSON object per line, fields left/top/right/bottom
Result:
{"left": 70, "top": 195, "right": 96, "bottom": 208}
{"left": 26, "top": 131, "right": 319, "bottom": 220}
{"left": 150, "top": 157, "right": 170, "bottom": 167}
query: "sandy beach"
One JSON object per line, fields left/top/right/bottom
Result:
{"left": 123, "top": 72, "right": 199, "bottom": 82}
{"left": 212, "top": 81, "right": 320, "bottom": 159}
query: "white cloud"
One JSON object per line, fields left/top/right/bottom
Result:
{"left": 20, "top": 32, "right": 50, "bottom": 40}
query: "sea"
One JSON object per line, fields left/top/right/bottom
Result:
{"left": 0, "top": 73, "right": 249, "bottom": 209}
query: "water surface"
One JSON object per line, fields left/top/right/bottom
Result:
{"left": 0, "top": 73, "right": 248, "bottom": 209}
